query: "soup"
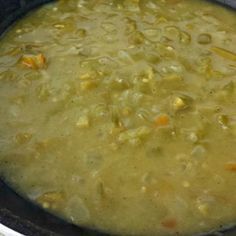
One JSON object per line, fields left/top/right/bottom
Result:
{"left": 0, "top": 0, "right": 236, "bottom": 235}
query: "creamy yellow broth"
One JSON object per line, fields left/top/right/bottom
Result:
{"left": 0, "top": 0, "right": 236, "bottom": 235}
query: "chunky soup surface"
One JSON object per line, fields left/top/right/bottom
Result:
{"left": 0, "top": 0, "right": 236, "bottom": 235}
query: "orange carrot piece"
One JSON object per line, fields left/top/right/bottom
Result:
{"left": 21, "top": 55, "right": 37, "bottom": 69}
{"left": 225, "top": 162, "right": 236, "bottom": 172}
{"left": 21, "top": 53, "right": 46, "bottom": 69}
{"left": 161, "top": 218, "right": 177, "bottom": 229}
{"left": 154, "top": 114, "right": 170, "bottom": 127}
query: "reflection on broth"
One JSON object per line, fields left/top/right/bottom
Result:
{"left": 0, "top": 0, "right": 236, "bottom": 235}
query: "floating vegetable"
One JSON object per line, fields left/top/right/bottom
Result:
{"left": 118, "top": 126, "right": 151, "bottom": 145}
{"left": 172, "top": 95, "right": 191, "bottom": 111}
{"left": 225, "top": 162, "right": 236, "bottom": 172}
{"left": 80, "top": 80, "right": 98, "bottom": 91}
{"left": 211, "top": 47, "right": 236, "bottom": 61}
{"left": 21, "top": 53, "right": 46, "bottom": 69}
{"left": 76, "top": 115, "right": 90, "bottom": 128}
{"left": 180, "top": 31, "right": 191, "bottom": 44}
{"left": 36, "top": 192, "right": 64, "bottom": 209}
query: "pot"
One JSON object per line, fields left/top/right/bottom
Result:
{"left": 0, "top": 1, "right": 235, "bottom": 235}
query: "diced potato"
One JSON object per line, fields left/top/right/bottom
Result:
{"left": 172, "top": 96, "right": 187, "bottom": 111}
{"left": 76, "top": 116, "right": 90, "bottom": 128}
{"left": 37, "top": 192, "right": 64, "bottom": 209}
{"left": 64, "top": 197, "right": 90, "bottom": 224}
{"left": 154, "top": 114, "right": 170, "bottom": 127}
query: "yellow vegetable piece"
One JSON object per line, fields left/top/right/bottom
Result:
{"left": 173, "top": 96, "right": 187, "bottom": 111}
{"left": 211, "top": 47, "right": 236, "bottom": 61}
{"left": 21, "top": 55, "right": 37, "bottom": 69}
{"left": 21, "top": 53, "right": 47, "bottom": 69}
{"left": 37, "top": 192, "right": 64, "bottom": 209}
{"left": 76, "top": 116, "right": 90, "bottom": 128}
{"left": 80, "top": 80, "right": 98, "bottom": 91}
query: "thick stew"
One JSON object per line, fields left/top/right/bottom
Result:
{"left": 0, "top": 0, "right": 236, "bottom": 235}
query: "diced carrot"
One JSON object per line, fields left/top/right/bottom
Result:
{"left": 21, "top": 53, "right": 46, "bottom": 69}
{"left": 154, "top": 114, "right": 170, "bottom": 127}
{"left": 21, "top": 55, "right": 37, "bottom": 69}
{"left": 161, "top": 218, "right": 177, "bottom": 229}
{"left": 225, "top": 162, "right": 236, "bottom": 172}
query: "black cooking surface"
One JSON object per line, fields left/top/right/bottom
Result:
{"left": 0, "top": 180, "right": 106, "bottom": 236}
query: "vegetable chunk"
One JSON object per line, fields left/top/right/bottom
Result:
{"left": 21, "top": 53, "right": 47, "bottom": 69}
